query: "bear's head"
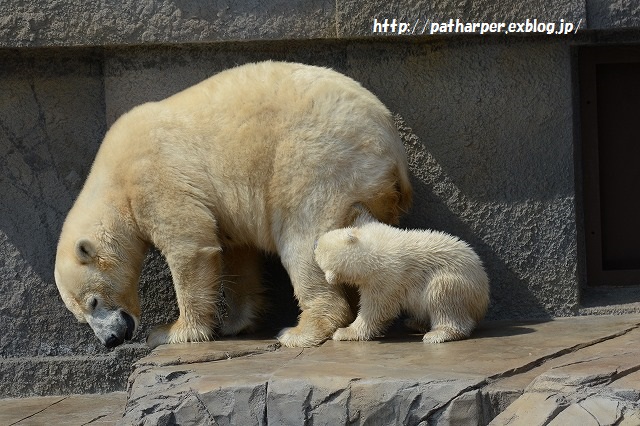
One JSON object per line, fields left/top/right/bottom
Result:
{"left": 54, "top": 217, "right": 146, "bottom": 348}
{"left": 314, "top": 227, "right": 367, "bottom": 285}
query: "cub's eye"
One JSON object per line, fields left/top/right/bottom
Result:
{"left": 89, "top": 297, "right": 98, "bottom": 310}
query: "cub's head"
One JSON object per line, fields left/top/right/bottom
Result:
{"left": 54, "top": 233, "right": 144, "bottom": 349}
{"left": 314, "top": 227, "right": 368, "bottom": 285}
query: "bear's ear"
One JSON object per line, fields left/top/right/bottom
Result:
{"left": 75, "top": 238, "right": 97, "bottom": 264}
{"left": 346, "top": 229, "right": 359, "bottom": 244}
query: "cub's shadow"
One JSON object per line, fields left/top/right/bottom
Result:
{"left": 369, "top": 317, "right": 542, "bottom": 344}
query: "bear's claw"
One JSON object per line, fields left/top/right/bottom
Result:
{"left": 277, "top": 326, "right": 329, "bottom": 348}
{"left": 147, "top": 321, "right": 214, "bottom": 349}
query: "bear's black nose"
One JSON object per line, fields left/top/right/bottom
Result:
{"left": 104, "top": 333, "right": 124, "bottom": 348}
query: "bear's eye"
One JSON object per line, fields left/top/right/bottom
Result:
{"left": 89, "top": 297, "right": 98, "bottom": 311}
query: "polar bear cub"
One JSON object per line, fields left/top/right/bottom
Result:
{"left": 314, "top": 218, "right": 489, "bottom": 343}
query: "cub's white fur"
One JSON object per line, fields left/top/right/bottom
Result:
{"left": 314, "top": 216, "right": 489, "bottom": 343}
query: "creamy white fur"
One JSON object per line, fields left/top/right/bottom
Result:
{"left": 54, "top": 61, "right": 412, "bottom": 348}
{"left": 314, "top": 217, "right": 489, "bottom": 343}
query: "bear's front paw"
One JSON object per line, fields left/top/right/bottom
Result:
{"left": 332, "top": 326, "right": 368, "bottom": 341}
{"left": 147, "top": 321, "right": 214, "bottom": 349}
{"left": 277, "top": 326, "right": 329, "bottom": 348}
{"left": 147, "top": 325, "right": 171, "bottom": 349}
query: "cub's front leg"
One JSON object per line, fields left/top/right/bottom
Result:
{"left": 333, "top": 284, "right": 402, "bottom": 341}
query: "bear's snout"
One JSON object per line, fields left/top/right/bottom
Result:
{"left": 86, "top": 305, "right": 137, "bottom": 348}
{"left": 103, "top": 311, "right": 136, "bottom": 348}
{"left": 104, "top": 333, "right": 123, "bottom": 348}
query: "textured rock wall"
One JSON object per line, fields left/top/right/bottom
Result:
{"left": 0, "top": 0, "right": 593, "bottom": 48}
{"left": 2, "top": 0, "right": 639, "bottom": 49}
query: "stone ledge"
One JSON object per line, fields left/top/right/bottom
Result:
{"left": 4, "top": 0, "right": 638, "bottom": 48}
{"left": 121, "top": 315, "right": 640, "bottom": 424}
{"left": 0, "top": 345, "right": 149, "bottom": 397}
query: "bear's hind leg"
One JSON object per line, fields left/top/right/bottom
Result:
{"left": 276, "top": 237, "right": 353, "bottom": 347}
{"left": 220, "top": 245, "right": 266, "bottom": 336}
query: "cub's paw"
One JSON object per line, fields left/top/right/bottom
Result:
{"left": 277, "top": 326, "right": 329, "bottom": 348}
{"left": 332, "top": 326, "right": 368, "bottom": 341}
{"left": 146, "top": 320, "right": 214, "bottom": 349}
{"left": 422, "top": 327, "right": 467, "bottom": 344}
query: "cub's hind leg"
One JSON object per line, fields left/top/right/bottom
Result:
{"left": 422, "top": 274, "right": 477, "bottom": 344}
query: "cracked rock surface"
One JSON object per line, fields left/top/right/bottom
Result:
{"left": 121, "top": 315, "right": 640, "bottom": 425}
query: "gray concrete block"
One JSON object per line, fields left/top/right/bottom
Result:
{"left": 0, "top": 345, "right": 148, "bottom": 397}
{"left": 0, "top": 49, "right": 175, "bottom": 396}
{"left": 0, "top": 0, "right": 336, "bottom": 48}
{"left": 0, "top": 49, "right": 106, "bottom": 359}
{"left": 8, "top": 0, "right": 628, "bottom": 48}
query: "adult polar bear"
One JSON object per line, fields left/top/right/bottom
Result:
{"left": 54, "top": 61, "right": 412, "bottom": 349}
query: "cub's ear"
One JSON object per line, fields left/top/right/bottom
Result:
{"left": 75, "top": 238, "right": 97, "bottom": 264}
{"left": 346, "top": 229, "right": 359, "bottom": 244}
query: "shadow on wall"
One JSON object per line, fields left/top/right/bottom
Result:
{"left": 0, "top": 51, "right": 180, "bottom": 358}
{"left": 394, "top": 115, "right": 554, "bottom": 321}
{"left": 341, "top": 39, "right": 578, "bottom": 320}
{"left": 0, "top": 50, "right": 111, "bottom": 357}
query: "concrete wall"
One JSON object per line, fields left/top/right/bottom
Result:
{"left": 1, "top": 0, "right": 640, "bottom": 396}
